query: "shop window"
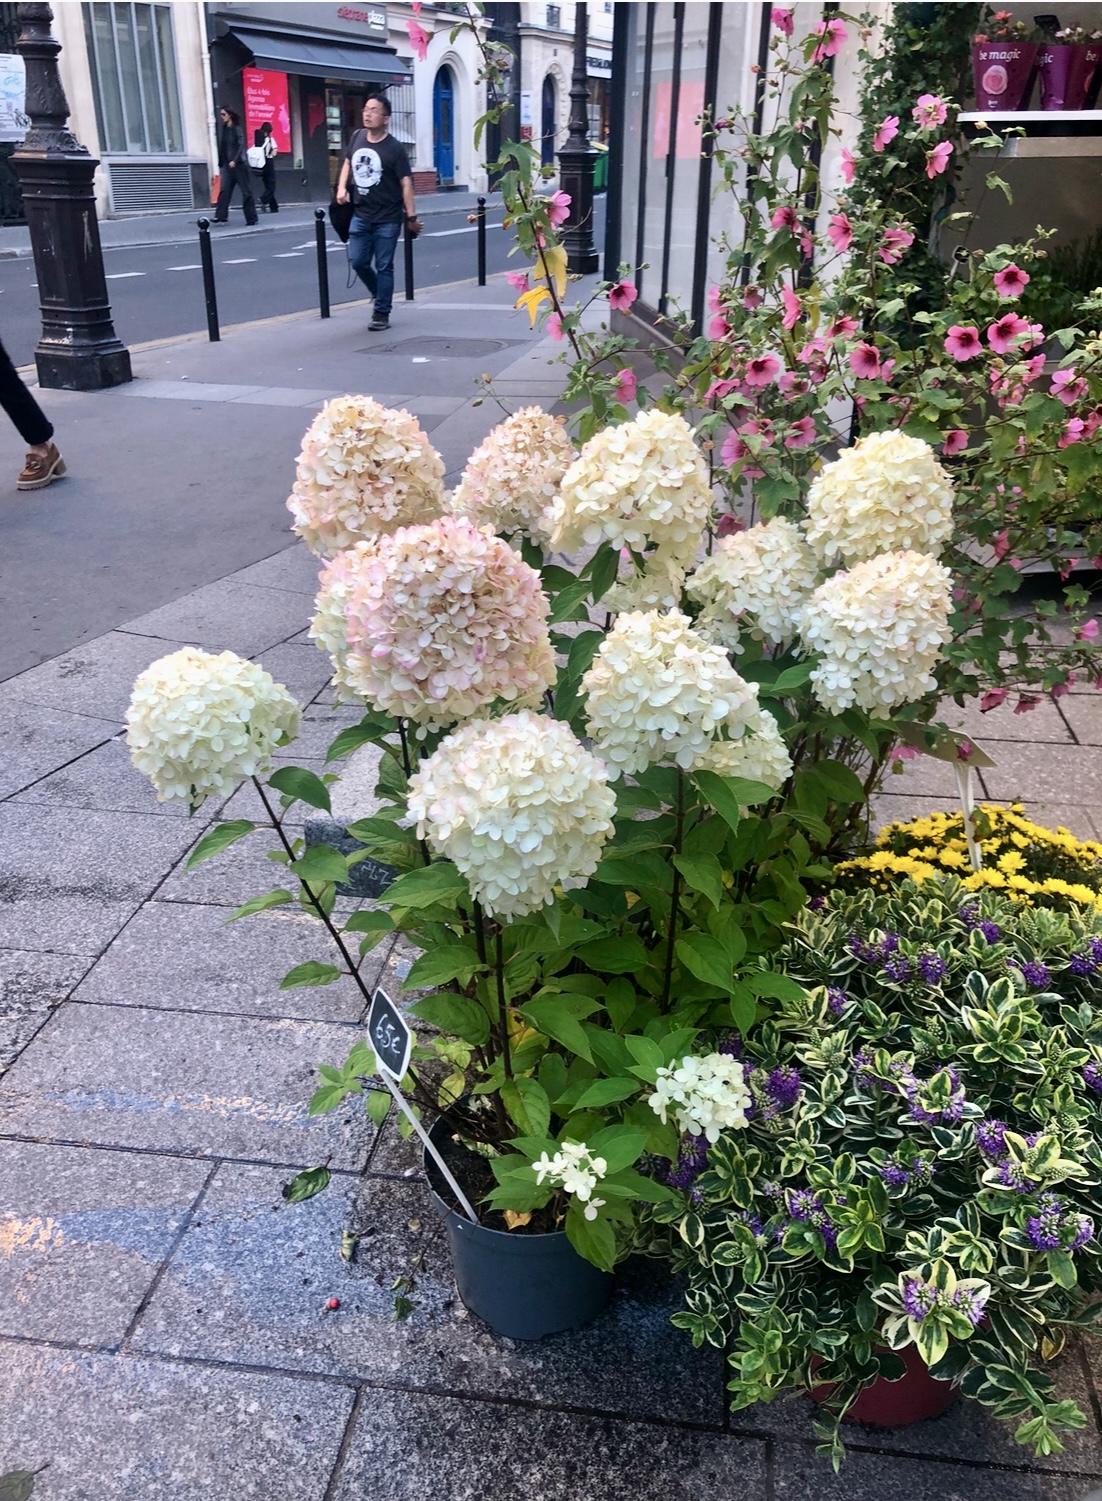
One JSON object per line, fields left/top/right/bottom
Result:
{"left": 83, "top": 2, "right": 183, "bottom": 154}
{"left": 388, "top": 80, "right": 417, "bottom": 167}
{"left": 546, "top": 5, "right": 561, "bottom": 30}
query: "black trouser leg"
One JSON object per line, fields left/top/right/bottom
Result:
{"left": 0, "top": 337, "right": 52, "bottom": 445}
{"left": 237, "top": 164, "right": 257, "bottom": 224}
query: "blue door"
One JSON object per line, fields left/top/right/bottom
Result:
{"left": 433, "top": 66, "right": 455, "bottom": 183}
{"left": 541, "top": 74, "right": 556, "bottom": 166}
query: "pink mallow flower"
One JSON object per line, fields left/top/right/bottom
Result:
{"left": 879, "top": 226, "right": 914, "bottom": 264}
{"left": 890, "top": 744, "right": 920, "bottom": 764}
{"left": 785, "top": 415, "right": 817, "bottom": 449}
{"left": 944, "top": 324, "right": 982, "bottom": 361}
{"left": 608, "top": 280, "right": 638, "bottom": 312}
{"left": 708, "top": 315, "right": 730, "bottom": 340}
{"left": 827, "top": 212, "right": 853, "bottom": 253}
{"left": 1014, "top": 696, "right": 1040, "bottom": 714}
{"left": 1051, "top": 680, "right": 1073, "bottom": 700}
{"left": 980, "top": 689, "right": 1008, "bottom": 712}
{"left": 743, "top": 285, "right": 764, "bottom": 310}
{"left": 406, "top": 18, "right": 430, "bottom": 60}
{"left": 770, "top": 205, "right": 799, "bottom": 232}
{"left": 778, "top": 371, "right": 809, "bottom": 397}
{"left": 744, "top": 352, "right": 782, "bottom": 388}
{"left": 506, "top": 270, "right": 529, "bottom": 291}
{"left": 1059, "top": 418, "right": 1086, "bottom": 448}
{"left": 716, "top": 514, "right": 745, "bottom": 538}
{"left": 782, "top": 286, "right": 802, "bottom": 330}
{"left": 992, "top": 530, "right": 1010, "bottom": 561}
{"left": 811, "top": 18, "right": 847, "bottom": 61}
{"left": 841, "top": 147, "right": 857, "bottom": 185}
{"left": 1077, "top": 618, "right": 1099, "bottom": 641}
{"left": 912, "top": 93, "right": 949, "bottom": 128}
{"left": 707, "top": 285, "right": 724, "bottom": 314}
{"left": 848, "top": 342, "right": 881, "bottom": 378}
{"left": 993, "top": 263, "right": 1030, "bottom": 298}
{"left": 772, "top": 6, "right": 794, "bottom": 34}
{"left": 705, "top": 377, "right": 742, "bottom": 402}
{"left": 1051, "top": 368, "right": 1088, "bottom": 407}
{"left": 873, "top": 115, "right": 899, "bottom": 152}
{"left": 613, "top": 368, "right": 637, "bottom": 405}
{"left": 547, "top": 191, "right": 572, "bottom": 227}
{"left": 827, "top": 315, "right": 859, "bottom": 339}
{"left": 546, "top": 312, "right": 564, "bottom": 341}
{"left": 943, "top": 429, "right": 969, "bottom": 456}
{"left": 987, "top": 312, "right": 1031, "bottom": 354}
{"left": 925, "top": 141, "right": 953, "bottom": 178}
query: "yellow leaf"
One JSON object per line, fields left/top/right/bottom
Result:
{"left": 536, "top": 243, "right": 568, "bottom": 300}
{"left": 503, "top": 1210, "right": 533, "bottom": 1230}
{"left": 515, "top": 285, "right": 552, "bottom": 326}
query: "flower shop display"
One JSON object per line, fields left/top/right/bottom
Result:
{"left": 972, "top": 13, "right": 1039, "bottom": 112}
{"left": 1037, "top": 26, "right": 1102, "bottom": 111}
{"left": 651, "top": 879, "right": 1102, "bottom": 1465}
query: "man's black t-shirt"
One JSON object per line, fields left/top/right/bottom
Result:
{"left": 344, "top": 129, "right": 411, "bottom": 224}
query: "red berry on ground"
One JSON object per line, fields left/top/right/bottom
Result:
{"left": 327, "top": 1297, "right": 340, "bottom": 1310}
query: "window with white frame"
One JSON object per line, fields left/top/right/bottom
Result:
{"left": 83, "top": 2, "right": 184, "bottom": 154}
{"left": 387, "top": 80, "right": 417, "bottom": 166}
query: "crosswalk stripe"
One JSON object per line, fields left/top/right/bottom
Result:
{"left": 105, "top": 271, "right": 145, "bottom": 278}
{"left": 166, "top": 264, "right": 201, "bottom": 271}
{"left": 424, "top": 221, "right": 504, "bottom": 238}
{"left": 222, "top": 257, "right": 258, "bottom": 264}
{"left": 272, "top": 251, "right": 304, "bottom": 258}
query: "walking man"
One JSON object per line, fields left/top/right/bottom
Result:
{"left": 213, "top": 107, "right": 257, "bottom": 226}
{"left": 336, "top": 96, "right": 421, "bottom": 332}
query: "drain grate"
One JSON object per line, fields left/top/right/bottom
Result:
{"left": 366, "top": 336, "right": 524, "bottom": 358}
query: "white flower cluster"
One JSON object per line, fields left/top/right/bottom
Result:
{"left": 308, "top": 541, "right": 374, "bottom": 701}
{"left": 687, "top": 517, "right": 820, "bottom": 649}
{"left": 582, "top": 610, "right": 760, "bottom": 777}
{"left": 547, "top": 410, "right": 713, "bottom": 567}
{"left": 798, "top": 550, "right": 953, "bottom": 713}
{"left": 532, "top": 1141, "right": 608, "bottom": 1217}
{"left": 126, "top": 648, "right": 300, "bottom": 808}
{"left": 406, "top": 710, "right": 616, "bottom": 919}
{"left": 450, "top": 406, "right": 575, "bottom": 544}
{"left": 649, "top": 1053, "right": 752, "bottom": 1143}
{"left": 701, "top": 703, "right": 793, "bottom": 791}
{"left": 286, "top": 396, "right": 445, "bottom": 557}
{"left": 804, "top": 430, "right": 954, "bottom": 565}
{"left": 603, "top": 551, "right": 687, "bottom": 615}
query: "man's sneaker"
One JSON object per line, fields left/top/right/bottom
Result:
{"left": 17, "top": 442, "right": 66, "bottom": 491}
{"left": 368, "top": 312, "right": 390, "bottom": 332}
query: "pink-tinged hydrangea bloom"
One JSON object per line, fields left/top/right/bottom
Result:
{"left": 287, "top": 396, "right": 445, "bottom": 557}
{"left": 785, "top": 415, "right": 817, "bottom": 449}
{"left": 451, "top": 406, "right": 575, "bottom": 544}
{"left": 407, "top": 711, "right": 615, "bottom": 920}
{"left": 744, "top": 352, "right": 783, "bottom": 388}
{"left": 811, "top": 17, "right": 847, "bottom": 61}
{"left": 945, "top": 324, "right": 982, "bottom": 361}
{"left": 406, "top": 18, "right": 429, "bottom": 60}
{"left": 310, "top": 540, "right": 378, "bottom": 700}
{"left": 879, "top": 225, "right": 915, "bottom": 264}
{"left": 912, "top": 93, "right": 949, "bottom": 128}
{"left": 546, "top": 311, "right": 564, "bottom": 341}
{"left": 506, "top": 270, "right": 528, "bottom": 291}
{"left": 980, "top": 688, "right": 1008, "bottom": 711}
{"left": 827, "top": 212, "right": 853, "bottom": 253}
{"left": 993, "top": 263, "right": 1030, "bottom": 297}
{"left": 342, "top": 516, "right": 556, "bottom": 728}
{"left": 1077, "top": 618, "right": 1099, "bottom": 641}
{"left": 873, "top": 115, "right": 899, "bottom": 152}
{"left": 614, "top": 367, "right": 638, "bottom": 405}
{"left": 770, "top": 205, "right": 799, "bottom": 231}
{"left": 1051, "top": 368, "right": 1088, "bottom": 406}
{"left": 782, "top": 286, "right": 802, "bottom": 329}
{"left": 805, "top": 431, "right": 954, "bottom": 565}
{"left": 987, "top": 312, "right": 1031, "bottom": 353}
{"left": 688, "top": 516, "right": 819, "bottom": 649}
{"left": 709, "top": 314, "right": 731, "bottom": 339}
{"left": 840, "top": 147, "right": 857, "bottom": 184}
{"left": 771, "top": 6, "right": 793, "bottom": 34}
{"left": 925, "top": 141, "right": 953, "bottom": 178}
{"left": 848, "top": 343, "right": 881, "bottom": 379}
{"left": 609, "top": 279, "right": 638, "bottom": 312}
{"left": 942, "top": 429, "right": 969, "bottom": 456}
{"left": 547, "top": 190, "right": 571, "bottom": 227}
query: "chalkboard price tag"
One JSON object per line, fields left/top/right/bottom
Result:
{"left": 368, "top": 988, "right": 411, "bottom": 1081}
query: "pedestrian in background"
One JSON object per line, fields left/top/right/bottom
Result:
{"left": 0, "top": 336, "right": 64, "bottom": 491}
{"left": 335, "top": 95, "right": 420, "bottom": 332}
{"left": 250, "top": 121, "right": 279, "bottom": 214}
{"left": 213, "top": 107, "right": 257, "bottom": 227}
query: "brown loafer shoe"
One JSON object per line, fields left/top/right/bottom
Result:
{"left": 17, "top": 442, "right": 66, "bottom": 491}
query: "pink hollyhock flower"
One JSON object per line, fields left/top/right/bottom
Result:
{"left": 1085, "top": 408, "right": 1102, "bottom": 440}
{"left": 1051, "top": 680, "right": 1073, "bottom": 699}
{"left": 1077, "top": 618, "right": 1099, "bottom": 641}
{"left": 827, "top": 212, "right": 853, "bottom": 253}
{"left": 608, "top": 280, "right": 638, "bottom": 312}
{"left": 1059, "top": 559, "right": 1077, "bottom": 581}
{"left": 546, "top": 312, "right": 564, "bottom": 341}
{"left": 943, "top": 429, "right": 969, "bottom": 456}
{"left": 506, "top": 271, "right": 529, "bottom": 291}
{"left": 772, "top": 6, "right": 794, "bottom": 34}
{"left": 1059, "top": 418, "right": 1086, "bottom": 448}
{"left": 881, "top": 357, "right": 896, "bottom": 382}
{"left": 827, "top": 315, "right": 859, "bottom": 339}
{"left": 406, "top": 18, "right": 430, "bottom": 60}
{"left": 993, "top": 263, "right": 1030, "bottom": 298}
{"left": 744, "top": 352, "right": 782, "bottom": 388}
{"left": 705, "top": 377, "right": 742, "bottom": 402}
{"left": 800, "top": 230, "right": 814, "bottom": 259}
{"left": 1025, "top": 321, "right": 1045, "bottom": 349}
{"left": 944, "top": 324, "right": 982, "bottom": 360}
{"left": 889, "top": 744, "right": 919, "bottom": 764}
{"left": 912, "top": 93, "right": 949, "bottom": 128}
{"left": 778, "top": 371, "right": 809, "bottom": 396}
{"left": 1051, "top": 368, "right": 1088, "bottom": 406}
{"left": 992, "top": 530, "right": 1010, "bottom": 561}
{"left": 708, "top": 315, "right": 730, "bottom": 340}
{"left": 987, "top": 312, "right": 1031, "bottom": 353}
{"left": 925, "top": 141, "right": 953, "bottom": 178}
{"left": 782, "top": 286, "right": 801, "bottom": 330}
{"left": 879, "top": 225, "right": 914, "bottom": 264}
{"left": 785, "top": 415, "right": 817, "bottom": 448}
{"left": 841, "top": 147, "right": 857, "bottom": 184}
{"left": 716, "top": 514, "right": 745, "bottom": 538}
{"left": 707, "top": 285, "right": 724, "bottom": 314}
{"left": 743, "top": 285, "right": 764, "bottom": 310}
{"left": 811, "top": 18, "right": 847, "bottom": 61}
{"left": 1014, "top": 696, "right": 1040, "bottom": 714}
{"left": 547, "top": 191, "right": 572, "bottom": 227}
{"left": 957, "top": 740, "right": 975, "bottom": 761}
{"left": 980, "top": 689, "right": 1008, "bottom": 712}
{"left": 613, "top": 368, "right": 637, "bottom": 405}
{"left": 873, "top": 115, "right": 899, "bottom": 152}
{"left": 770, "top": 205, "right": 799, "bottom": 232}
{"left": 848, "top": 342, "right": 881, "bottom": 378}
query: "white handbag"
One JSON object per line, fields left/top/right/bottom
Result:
{"left": 246, "top": 145, "right": 266, "bottom": 169}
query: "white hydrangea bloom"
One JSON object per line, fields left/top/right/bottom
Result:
{"left": 287, "top": 395, "right": 445, "bottom": 557}
{"left": 126, "top": 648, "right": 300, "bottom": 809}
{"left": 649, "top": 1054, "right": 752, "bottom": 1143}
{"left": 687, "top": 517, "right": 820, "bottom": 649}
{"left": 701, "top": 703, "right": 792, "bottom": 791}
{"left": 582, "top": 610, "right": 760, "bottom": 777}
{"left": 547, "top": 409, "right": 713, "bottom": 565}
{"left": 450, "top": 406, "right": 575, "bottom": 544}
{"left": 406, "top": 710, "right": 616, "bottom": 919}
{"left": 308, "top": 541, "right": 374, "bottom": 702}
{"left": 798, "top": 550, "right": 953, "bottom": 714}
{"left": 532, "top": 1141, "right": 608, "bottom": 1211}
{"left": 603, "top": 547, "right": 687, "bottom": 615}
{"left": 804, "top": 430, "right": 954, "bottom": 565}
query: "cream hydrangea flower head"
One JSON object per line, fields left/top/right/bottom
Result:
{"left": 126, "top": 648, "right": 300, "bottom": 809}
{"left": 804, "top": 430, "right": 954, "bottom": 565}
{"left": 582, "top": 609, "right": 760, "bottom": 777}
{"left": 700, "top": 703, "right": 793, "bottom": 791}
{"left": 649, "top": 1053, "right": 752, "bottom": 1143}
{"left": 343, "top": 517, "right": 556, "bottom": 729}
{"left": 547, "top": 409, "right": 713, "bottom": 564}
{"left": 308, "top": 541, "right": 374, "bottom": 702}
{"left": 450, "top": 406, "right": 575, "bottom": 544}
{"left": 799, "top": 550, "right": 953, "bottom": 714}
{"left": 532, "top": 1141, "right": 608, "bottom": 1212}
{"left": 406, "top": 710, "right": 616, "bottom": 919}
{"left": 687, "top": 517, "right": 820, "bottom": 648}
{"left": 287, "top": 395, "right": 445, "bottom": 557}
{"left": 603, "top": 547, "right": 687, "bottom": 615}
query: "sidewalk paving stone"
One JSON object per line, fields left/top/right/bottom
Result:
{"left": 117, "top": 581, "right": 309, "bottom": 658}
{"left": 0, "top": 702, "right": 119, "bottom": 800}
{"left": 0, "top": 949, "right": 88, "bottom": 1075}
{"left": 771, "top": 1440, "right": 1096, "bottom": 1499}
{"left": 2, "top": 631, "right": 190, "bottom": 722}
{"left": 252, "top": 642, "right": 334, "bottom": 705}
{"left": 1057, "top": 695, "right": 1102, "bottom": 746}
{"left": 8, "top": 736, "right": 198, "bottom": 820}
{"left": 231, "top": 547, "right": 324, "bottom": 596}
{"left": 0, "top": 1004, "right": 369, "bottom": 1168}
{"left": 982, "top": 743, "right": 1102, "bottom": 807}
{"left": 940, "top": 698, "right": 1076, "bottom": 745}
{"left": 0, "top": 1342, "right": 354, "bottom": 1500}
{"left": 0, "top": 1140, "right": 210, "bottom": 1346}
{"left": 131, "top": 1164, "right": 726, "bottom": 1426}
{"left": 157, "top": 830, "right": 311, "bottom": 908}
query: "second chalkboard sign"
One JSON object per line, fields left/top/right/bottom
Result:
{"left": 367, "top": 987, "right": 411, "bottom": 1081}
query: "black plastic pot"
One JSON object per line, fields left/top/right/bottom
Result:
{"left": 426, "top": 1115, "right": 613, "bottom": 1340}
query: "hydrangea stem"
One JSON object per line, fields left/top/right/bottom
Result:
{"left": 662, "top": 768, "right": 686, "bottom": 1011}
{"left": 495, "top": 926, "right": 514, "bottom": 1082}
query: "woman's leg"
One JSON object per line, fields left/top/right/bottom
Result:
{"left": 0, "top": 336, "right": 52, "bottom": 445}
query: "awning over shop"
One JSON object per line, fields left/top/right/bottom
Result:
{"left": 217, "top": 24, "right": 411, "bottom": 85}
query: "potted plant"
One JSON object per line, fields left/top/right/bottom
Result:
{"left": 649, "top": 878, "right": 1102, "bottom": 1466}
{"left": 972, "top": 11, "right": 1039, "bottom": 112}
{"left": 1038, "top": 25, "right": 1102, "bottom": 111}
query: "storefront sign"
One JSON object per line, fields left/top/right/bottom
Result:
{"left": 0, "top": 55, "right": 28, "bottom": 144}
{"left": 214, "top": 4, "right": 387, "bottom": 42}
{"left": 243, "top": 67, "right": 291, "bottom": 152}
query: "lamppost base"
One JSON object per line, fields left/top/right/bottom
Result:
{"left": 35, "top": 345, "right": 132, "bottom": 392}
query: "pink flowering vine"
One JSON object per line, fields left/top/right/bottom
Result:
{"left": 827, "top": 212, "right": 853, "bottom": 253}
{"left": 406, "top": 18, "right": 430, "bottom": 60}
{"left": 912, "top": 93, "right": 948, "bottom": 128}
{"left": 547, "top": 191, "right": 571, "bottom": 228}
{"left": 848, "top": 343, "right": 881, "bottom": 379}
{"left": 944, "top": 324, "right": 982, "bottom": 361}
{"left": 879, "top": 226, "right": 915, "bottom": 265}
{"left": 811, "top": 18, "right": 847, "bottom": 60}
{"left": 608, "top": 280, "right": 638, "bottom": 312}
{"left": 925, "top": 141, "right": 953, "bottom": 178}
{"left": 840, "top": 147, "right": 857, "bottom": 185}
{"left": 744, "top": 352, "right": 783, "bottom": 388}
{"left": 872, "top": 115, "right": 899, "bottom": 152}
{"left": 942, "top": 429, "right": 969, "bottom": 456}
{"left": 613, "top": 368, "right": 637, "bottom": 405}
{"left": 993, "top": 263, "right": 1030, "bottom": 298}
{"left": 782, "top": 286, "right": 802, "bottom": 330}
{"left": 771, "top": 6, "right": 794, "bottom": 34}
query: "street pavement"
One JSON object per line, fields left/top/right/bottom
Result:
{"left": 3, "top": 284, "right": 1102, "bottom": 1500}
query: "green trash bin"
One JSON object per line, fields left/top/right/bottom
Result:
{"left": 593, "top": 143, "right": 608, "bottom": 194}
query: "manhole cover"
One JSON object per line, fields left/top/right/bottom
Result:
{"left": 366, "top": 336, "right": 523, "bottom": 358}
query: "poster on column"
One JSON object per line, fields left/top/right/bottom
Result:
{"left": 0, "top": 55, "right": 28, "bottom": 143}
{"left": 243, "top": 68, "right": 292, "bottom": 153}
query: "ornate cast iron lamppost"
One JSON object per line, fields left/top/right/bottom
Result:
{"left": 13, "top": 3, "right": 131, "bottom": 390}
{"left": 556, "top": 1, "right": 598, "bottom": 274}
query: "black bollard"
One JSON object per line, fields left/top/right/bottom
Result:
{"left": 315, "top": 208, "right": 330, "bottom": 319}
{"left": 197, "top": 217, "right": 220, "bottom": 343}
{"left": 404, "top": 217, "right": 414, "bottom": 301}
{"left": 476, "top": 195, "right": 487, "bottom": 287}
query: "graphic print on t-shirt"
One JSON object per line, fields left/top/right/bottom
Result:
{"left": 352, "top": 145, "right": 383, "bottom": 192}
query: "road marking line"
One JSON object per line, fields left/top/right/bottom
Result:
{"left": 105, "top": 271, "right": 145, "bottom": 278}
{"left": 166, "top": 264, "right": 202, "bottom": 271}
{"left": 424, "top": 221, "right": 505, "bottom": 238}
{"left": 291, "top": 241, "right": 315, "bottom": 248}
{"left": 271, "top": 251, "right": 304, "bottom": 258}
{"left": 222, "top": 257, "right": 258, "bottom": 264}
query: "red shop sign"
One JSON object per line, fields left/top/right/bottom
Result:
{"left": 243, "top": 68, "right": 291, "bottom": 153}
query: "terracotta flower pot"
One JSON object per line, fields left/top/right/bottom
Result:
{"left": 812, "top": 1344, "right": 957, "bottom": 1427}
{"left": 972, "top": 41, "right": 1038, "bottom": 112}
{"left": 1038, "top": 43, "right": 1102, "bottom": 110}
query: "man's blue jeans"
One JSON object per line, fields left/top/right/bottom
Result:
{"left": 348, "top": 217, "right": 400, "bottom": 316}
